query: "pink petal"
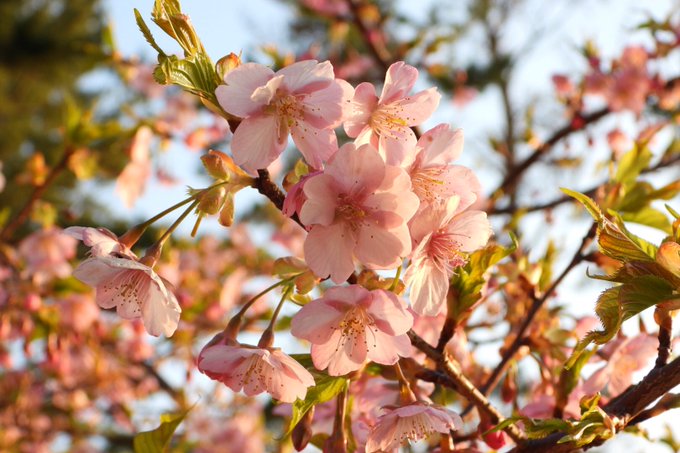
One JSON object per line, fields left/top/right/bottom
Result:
{"left": 291, "top": 299, "right": 345, "bottom": 343}
{"left": 218, "top": 63, "right": 275, "bottom": 117}
{"left": 300, "top": 81, "right": 346, "bottom": 129}
{"left": 446, "top": 210, "right": 492, "bottom": 253}
{"left": 326, "top": 143, "right": 385, "bottom": 197}
{"left": 231, "top": 113, "right": 286, "bottom": 175}
{"left": 391, "top": 87, "right": 441, "bottom": 126}
{"left": 379, "top": 62, "right": 418, "bottom": 105}
{"left": 345, "top": 82, "right": 377, "bottom": 137}
{"left": 366, "top": 290, "right": 413, "bottom": 335}
{"left": 290, "top": 122, "right": 337, "bottom": 169}
{"left": 300, "top": 174, "right": 339, "bottom": 226}
{"left": 278, "top": 60, "right": 334, "bottom": 92}
{"left": 250, "top": 74, "right": 284, "bottom": 104}
{"left": 378, "top": 130, "right": 418, "bottom": 166}
{"left": 405, "top": 257, "right": 449, "bottom": 316}
{"left": 416, "top": 124, "right": 464, "bottom": 166}
{"left": 141, "top": 283, "right": 181, "bottom": 337}
{"left": 304, "top": 223, "right": 356, "bottom": 283}
{"left": 356, "top": 223, "right": 410, "bottom": 268}
{"left": 367, "top": 330, "right": 412, "bottom": 365}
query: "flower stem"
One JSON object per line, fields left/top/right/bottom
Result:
{"left": 259, "top": 285, "right": 293, "bottom": 348}
{"left": 225, "top": 274, "right": 302, "bottom": 339}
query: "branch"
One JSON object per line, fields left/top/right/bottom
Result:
{"left": 466, "top": 223, "right": 597, "bottom": 414}
{"left": 345, "top": 0, "right": 391, "bottom": 72}
{"left": 510, "top": 355, "right": 680, "bottom": 452}
{"left": 254, "top": 169, "right": 304, "bottom": 228}
{"left": 0, "top": 146, "right": 76, "bottom": 241}
{"left": 408, "top": 330, "right": 526, "bottom": 444}
{"left": 489, "top": 153, "right": 680, "bottom": 215}
{"left": 490, "top": 108, "right": 609, "bottom": 202}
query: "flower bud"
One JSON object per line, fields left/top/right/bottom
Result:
{"left": 216, "top": 52, "right": 241, "bottom": 81}
{"left": 197, "top": 186, "right": 227, "bottom": 216}
{"left": 292, "top": 407, "right": 314, "bottom": 451}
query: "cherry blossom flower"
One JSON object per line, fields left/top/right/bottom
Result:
{"left": 72, "top": 256, "right": 181, "bottom": 337}
{"left": 365, "top": 402, "right": 462, "bottom": 452}
{"left": 197, "top": 342, "right": 315, "bottom": 403}
{"left": 403, "top": 124, "right": 481, "bottom": 211}
{"left": 19, "top": 227, "right": 77, "bottom": 285}
{"left": 405, "top": 197, "right": 492, "bottom": 315}
{"left": 116, "top": 126, "right": 152, "bottom": 208}
{"left": 300, "top": 143, "right": 419, "bottom": 283}
{"left": 290, "top": 285, "right": 413, "bottom": 376}
{"left": 345, "top": 61, "right": 440, "bottom": 165}
{"left": 216, "top": 60, "right": 350, "bottom": 174}
{"left": 64, "top": 226, "right": 135, "bottom": 258}
{"left": 582, "top": 333, "right": 657, "bottom": 396}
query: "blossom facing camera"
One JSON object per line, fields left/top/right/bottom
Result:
{"left": 345, "top": 61, "right": 440, "bottom": 165}
{"left": 216, "top": 60, "right": 351, "bottom": 175}
{"left": 290, "top": 285, "right": 413, "bottom": 376}
{"left": 197, "top": 343, "right": 315, "bottom": 403}
{"left": 299, "top": 142, "right": 419, "bottom": 283}
{"left": 365, "top": 402, "right": 463, "bottom": 452}
{"left": 73, "top": 256, "right": 181, "bottom": 337}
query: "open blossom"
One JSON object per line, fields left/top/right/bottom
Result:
{"left": 365, "top": 402, "right": 462, "bottom": 452}
{"left": 73, "top": 256, "right": 181, "bottom": 337}
{"left": 216, "top": 60, "right": 350, "bottom": 175}
{"left": 291, "top": 285, "right": 413, "bottom": 375}
{"left": 300, "top": 143, "right": 419, "bottom": 283}
{"left": 19, "top": 227, "right": 77, "bottom": 285}
{"left": 582, "top": 333, "right": 657, "bottom": 396}
{"left": 404, "top": 124, "right": 481, "bottom": 211}
{"left": 344, "top": 61, "right": 440, "bottom": 165}
{"left": 197, "top": 343, "right": 315, "bottom": 403}
{"left": 64, "top": 226, "right": 135, "bottom": 258}
{"left": 405, "top": 197, "right": 492, "bottom": 315}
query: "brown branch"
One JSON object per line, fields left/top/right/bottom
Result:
{"left": 254, "top": 169, "right": 304, "bottom": 228}
{"left": 408, "top": 330, "right": 526, "bottom": 444}
{"left": 345, "top": 0, "right": 391, "bottom": 72}
{"left": 490, "top": 108, "right": 609, "bottom": 202}
{"left": 0, "top": 146, "right": 76, "bottom": 241}
{"left": 655, "top": 320, "right": 672, "bottom": 368}
{"left": 511, "top": 356, "right": 680, "bottom": 453}
{"left": 489, "top": 152, "right": 680, "bottom": 215}
{"left": 464, "top": 223, "right": 597, "bottom": 417}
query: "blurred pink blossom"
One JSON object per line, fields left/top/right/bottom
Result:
{"left": 73, "top": 256, "right": 181, "bottom": 337}
{"left": 198, "top": 343, "right": 314, "bottom": 403}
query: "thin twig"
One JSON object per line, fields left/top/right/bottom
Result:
{"left": 0, "top": 146, "right": 76, "bottom": 241}
{"left": 408, "top": 330, "right": 525, "bottom": 443}
{"left": 489, "top": 153, "right": 680, "bottom": 215}
{"left": 460, "top": 223, "right": 597, "bottom": 419}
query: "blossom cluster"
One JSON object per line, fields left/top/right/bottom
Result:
{"left": 64, "top": 58, "right": 491, "bottom": 450}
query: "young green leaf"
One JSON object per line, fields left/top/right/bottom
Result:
{"left": 133, "top": 410, "right": 190, "bottom": 453}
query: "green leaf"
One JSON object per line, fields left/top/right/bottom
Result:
{"left": 561, "top": 188, "right": 603, "bottom": 221}
{"left": 134, "top": 9, "right": 166, "bottom": 56}
{"left": 567, "top": 287, "right": 621, "bottom": 368}
{"left": 599, "top": 215, "right": 656, "bottom": 262}
{"left": 286, "top": 374, "right": 347, "bottom": 436}
{"left": 154, "top": 53, "right": 218, "bottom": 104}
{"left": 133, "top": 410, "right": 190, "bottom": 453}
{"left": 450, "top": 234, "right": 517, "bottom": 321}
{"left": 619, "top": 275, "right": 674, "bottom": 320}
{"left": 622, "top": 206, "right": 671, "bottom": 232}
{"left": 614, "top": 145, "right": 652, "bottom": 187}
